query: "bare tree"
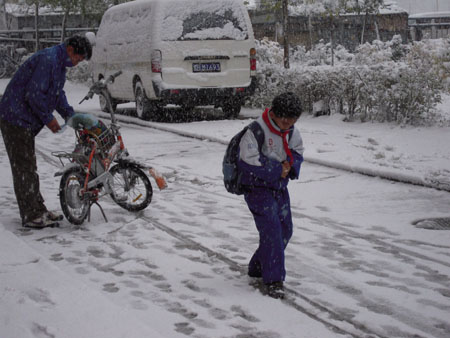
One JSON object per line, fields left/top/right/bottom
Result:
{"left": 46, "top": 0, "right": 80, "bottom": 42}
{"left": 0, "top": 0, "right": 6, "bottom": 30}
{"left": 350, "top": 0, "right": 383, "bottom": 44}
{"left": 23, "top": 0, "right": 42, "bottom": 51}
{"left": 33, "top": 1, "right": 40, "bottom": 51}
{"left": 282, "top": 0, "right": 289, "bottom": 68}
{"left": 321, "top": 1, "right": 348, "bottom": 66}
{"left": 260, "top": 0, "right": 290, "bottom": 69}
{"left": 46, "top": 0, "right": 108, "bottom": 42}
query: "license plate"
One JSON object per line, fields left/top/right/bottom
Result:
{"left": 192, "top": 62, "right": 221, "bottom": 73}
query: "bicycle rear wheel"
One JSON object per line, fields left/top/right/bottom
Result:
{"left": 109, "top": 165, "right": 152, "bottom": 211}
{"left": 59, "top": 167, "right": 90, "bottom": 225}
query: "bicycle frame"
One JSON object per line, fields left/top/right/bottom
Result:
{"left": 79, "top": 72, "right": 166, "bottom": 190}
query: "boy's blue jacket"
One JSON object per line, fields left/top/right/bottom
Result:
{"left": 0, "top": 44, "right": 75, "bottom": 135}
{"left": 238, "top": 112, "right": 304, "bottom": 190}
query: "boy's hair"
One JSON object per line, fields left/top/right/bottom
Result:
{"left": 65, "top": 35, "right": 92, "bottom": 60}
{"left": 271, "top": 92, "right": 303, "bottom": 118}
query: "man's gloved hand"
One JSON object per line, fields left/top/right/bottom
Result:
{"left": 46, "top": 118, "right": 61, "bottom": 133}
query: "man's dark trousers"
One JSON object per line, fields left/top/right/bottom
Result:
{"left": 0, "top": 119, "right": 47, "bottom": 224}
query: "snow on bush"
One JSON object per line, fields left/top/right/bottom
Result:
{"left": 248, "top": 37, "right": 450, "bottom": 125}
{"left": 66, "top": 60, "right": 93, "bottom": 84}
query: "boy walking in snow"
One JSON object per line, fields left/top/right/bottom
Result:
{"left": 238, "top": 92, "right": 304, "bottom": 299}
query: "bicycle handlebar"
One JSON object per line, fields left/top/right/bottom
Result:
{"left": 106, "top": 70, "right": 122, "bottom": 84}
{"left": 79, "top": 70, "right": 123, "bottom": 104}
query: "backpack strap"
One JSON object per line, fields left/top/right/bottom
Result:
{"left": 247, "top": 120, "right": 265, "bottom": 153}
{"left": 246, "top": 120, "right": 295, "bottom": 161}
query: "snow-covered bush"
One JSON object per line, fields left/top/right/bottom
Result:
{"left": 406, "top": 38, "right": 450, "bottom": 93}
{"left": 354, "top": 36, "right": 407, "bottom": 65}
{"left": 248, "top": 36, "right": 448, "bottom": 125}
{"left": 356, "top": 61, "right": 442, "bottom": 124}
{"left": 66, "top": 60, "right": 92, "bottom": 83}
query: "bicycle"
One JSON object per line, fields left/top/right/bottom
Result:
{"left": 0, "top": 45, "right": 27, "bottom": 79}
{"left": 53, "top": 71, "right": 167, "bottom": 225}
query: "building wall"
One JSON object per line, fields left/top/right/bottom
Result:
{"left": 12, "top": 13, "right": 99, "bottom": 30}
{"left": 249, "top": 11, "right": 409, "bottom": 51}
{"left": 1, "top": 13, "right": 100, "bottom": 50}
{"left": 409, "top": 13, "right": 450, "bottom": 40}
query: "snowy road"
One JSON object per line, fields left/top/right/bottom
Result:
{"left": 2, "top": 116, "right": 450, "bottom": 338}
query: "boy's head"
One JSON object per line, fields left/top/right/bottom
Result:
{"left": 269, "top": 92, "right": 302, "bottom": 130}
{"left": 270, "top": 92, "right": 303, "bottom": 118}
{"left": 65, "top": 35, "right": 93, "bottom": 66}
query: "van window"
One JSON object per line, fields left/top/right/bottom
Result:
{"left": 161, "top": 0, "right": 248, "bottom": 41}
{"left": 98, "top": 4, "right": 152, "bottom": 45}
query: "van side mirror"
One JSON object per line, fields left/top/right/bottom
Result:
{"left": 85, "top": 32, "right": 96, "bottom": 47}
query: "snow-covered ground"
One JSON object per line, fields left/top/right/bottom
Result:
{"left": 1, "top": 80, "right": 450, "bottom": 338}
{"left": 61, "top": 81, "right": 450, "bottom": 191}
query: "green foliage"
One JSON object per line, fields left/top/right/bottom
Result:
{"left": 259, "top": 0, "right": 282, "bottom": 11}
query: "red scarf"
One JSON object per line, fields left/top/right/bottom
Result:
{"left": 262, "top": 108, "right": 293, "bottom": 165}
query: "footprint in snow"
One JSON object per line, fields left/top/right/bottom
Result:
{"left": 103, "top": 283, "right": 120, "bottom": 293}
{"left": 368, "top": 137, "right": 379, "bottom": 146}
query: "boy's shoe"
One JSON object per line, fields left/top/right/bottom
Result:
{"left": 248, "top": 270, "right": 262, "bottom": 278}
{"left": 45, "top": 211, "right": 64, "bottom": 222}
{"left": 266, "top": 281, "right": 285, "bottom": 299}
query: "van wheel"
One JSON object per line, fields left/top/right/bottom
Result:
{"left": 99, "top": 91, "right": 118, "bottom": 113}
{"left": 135, "top": 81, "right": 161, "bottom": 120}
{"left": 222, "top": 99, "right": 242, "bottom": 119}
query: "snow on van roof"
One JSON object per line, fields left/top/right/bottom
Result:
{"left": 98, "top": 0, "right": 249, "bottom": 45}
{"left": 97, "top": 1, "right": 154, "bottom": 46}
{"left": 103, "top": 0, "right": 152, "bottom": 14}
{"left": 160, "top": 0, "right": 249, "bottom": 41}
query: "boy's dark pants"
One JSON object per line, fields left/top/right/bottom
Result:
{"left": 0, "top": 119, "right": 47, "bottom": 224}
{"left": 244, "top": 187, "right": 293, "bottom": 284}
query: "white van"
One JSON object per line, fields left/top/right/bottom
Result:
{"left": 90, "top": 0, "right": 257, "bottom": 120}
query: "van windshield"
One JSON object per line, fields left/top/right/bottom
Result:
{"left": 161, "top": 0, "right": 249, "bottom": 41}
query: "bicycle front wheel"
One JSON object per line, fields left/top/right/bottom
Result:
{"left": 59, "top": 167, "right": 90, "bottom": 225}
{"left": 109, "top": 165, "right": 152, "bottom": 211}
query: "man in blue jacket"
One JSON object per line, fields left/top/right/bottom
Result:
{"left": 0, "top": 35, "right": 92, "bottom": 229}
{"left": 238, "top": 92, "right": 304, "bottom": 299}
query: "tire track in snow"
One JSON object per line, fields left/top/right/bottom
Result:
{"left": 14, "top": 147, "right": 386, "bottom": 338}
{"left": 144, "top": 180, "right": 448, "bottom": 338}
{"left": 140, "top": 214, "right": 389, "bottom": 338}
{"left": 90, "top": 110, "right": 450, "bottom": 192}
{"left": 33, "top": 120, "right": 448, "bottom": 338}
{"left": 178, "top": 181, "right": 450, "bottom": 270}
{"left": 40, "top": 118, "right": 448, "bottom": 269}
